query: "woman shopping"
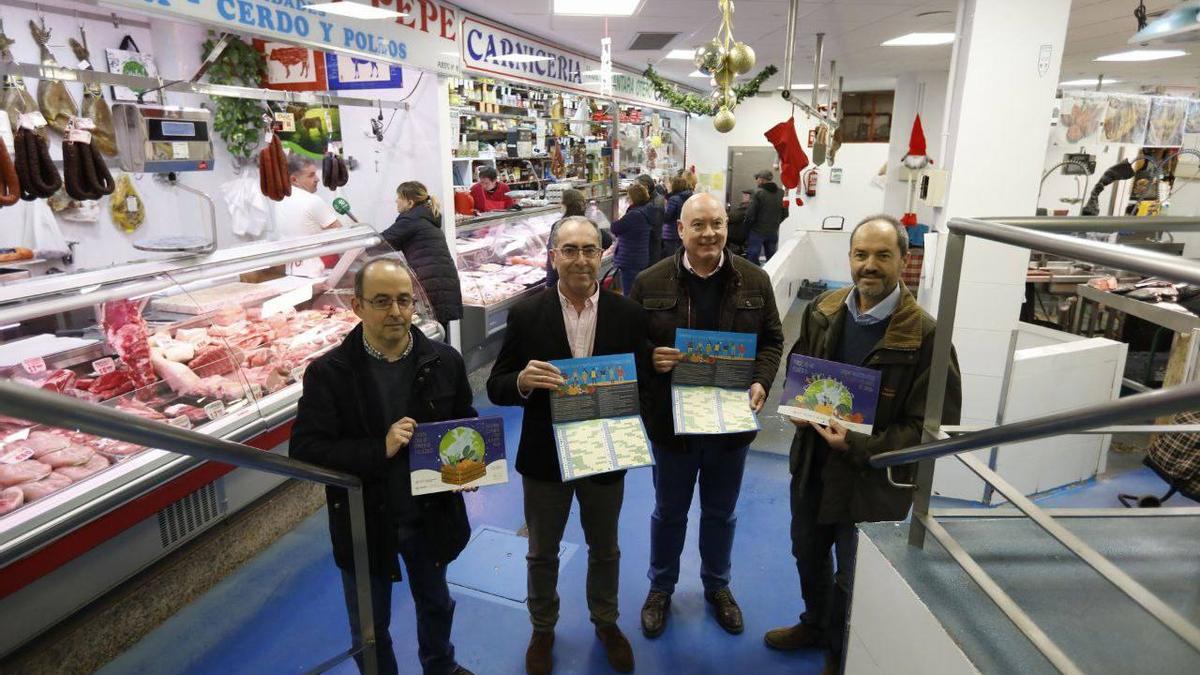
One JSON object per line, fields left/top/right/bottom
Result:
{"left": 382, "top": 181, "right": 464, "bottom": 338}
{"left": 662, "top": 174, "right": 693, "bottom": 260}
{"left": 610, "top": 183, "right": 654, "bottom": 296}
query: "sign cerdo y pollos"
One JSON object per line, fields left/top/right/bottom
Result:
{"left": 104, "top": 0, "right": 462, "bottom": 76}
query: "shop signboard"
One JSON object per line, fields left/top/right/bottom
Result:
{"left": 460, "top": 15, "right": 676, "bottom": 109}
{"left": 100, "top": 0, "right": 463, "bottom": 76}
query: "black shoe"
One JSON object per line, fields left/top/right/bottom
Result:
{"left": 764, "top": 622, "right": 826, "bottom": 651}
{"left": 640, "top": 590, "right": 671, "bottom": 638}
{"left": 705, "top": 587, "right": 744, "bottom": 635}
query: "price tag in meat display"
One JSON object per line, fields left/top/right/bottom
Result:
{"left": 0, "top": 446, "right": 35, "bottom": 464}
{"left": 249, "top": 383, "right": 263, "bottom": 400}
{"left": 204, "top": 401, "right": 226, "bottom": 421}
{"left": 22, "top": 357, "right": 46, "bottom": 375}
{"left": 92, "top": 357, "right": 117, "bottom": 375}
{"left": 168, "top": 415, "right": 192, "bottom": 429}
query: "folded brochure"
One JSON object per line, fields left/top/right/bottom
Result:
{"left": 778, "top": 354, "right": 881, "bottom": 435}
{"left": 408, "top": 416, "right": 507, "bottom": 495}
{"left": 671, "top": 329, "right": 760, "bottom": 435}
{"left": 548, "top": 353, "right": 652, "bottom": 481}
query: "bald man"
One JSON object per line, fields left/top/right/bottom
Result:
{"left": 291, "top": 258, "right": 476, "bottom": 675}
{"left": 629, "top": 193, "right": 784, "bottom": 639}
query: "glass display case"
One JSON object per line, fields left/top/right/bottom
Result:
{"left": 0, "top": 226, "right": 442, "bottom": 653}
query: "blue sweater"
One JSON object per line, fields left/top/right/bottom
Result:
{"left": 611, "top": 203, "right": 654, "bottom": 271}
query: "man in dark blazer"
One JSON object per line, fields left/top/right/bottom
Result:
{"left": 487, "top": 216, "right": 652, "bottom": 675}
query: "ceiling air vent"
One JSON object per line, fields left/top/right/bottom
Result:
{"left": 629, "top": 32, "right": 679, "bottom": 51}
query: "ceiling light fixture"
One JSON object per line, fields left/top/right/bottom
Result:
{"left": 307, "top": 2, "right": 407, "bottom": 20}
{"left": 688, "top": 70, "right": 710, "bottom": 78}
{"left": 666, "top": 49, "right": 699, "bottom": 60}
{"left": 881, "top": 32, "right": 956, "bottom": 47}
{"left": 1095, "top": 49, "right": 1188, "bottom": 61}
{"left": 553, "top": 0, "right": 641, "bottom": 16}
{"left": 490, "top": 54, "right": 555, "bottom": 64}
{"left": 775, "top": 83, "right": 827, "bottom": 90}
{"left": 1060, "top": 78, "right": 1122, "bottom": 87}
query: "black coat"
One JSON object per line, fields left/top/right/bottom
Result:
{"left": 290, "top": 323, "right": 474, "bottom": 578}
{"left": 744, "top": 182, "right": 785, "bottom": 237}
{"left": 486, "top": 287, "right": 653, "bottom": 483}
{"left": 663, "top": 189, "right": 693, "bottom": 242}
{"left": 646, "top": 194, "right": 666, "bottom": 263}
{"left": 382, "top": 204, "right": 464, "bottom": 322}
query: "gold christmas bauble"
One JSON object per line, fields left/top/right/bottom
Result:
{"left": 728, "top": 42, "right": 756, "bottom": 75}
{"left": 695, "top": 39, "right": 726, "bottom": 74}
{"left": 714, "top": 107, "right": 736, "bottom": 133}
{"left": 713, "top": 65, "right": 734, "bottom": 88}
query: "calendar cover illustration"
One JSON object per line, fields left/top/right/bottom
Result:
{"left": 409, "top": 416, "right": 507, "bottom": 495}
{"left": 548, "top": 354, "right": 652, "bottom": 480}
{"left": 778, "top": 355, "right": 881, "bottom": 434}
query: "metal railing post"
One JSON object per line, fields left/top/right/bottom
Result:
{"left": 909, "top": 230, "right": 966, "bottom": 548}
{"left": 347, "top": 487, "right": 379, "bottom": 675}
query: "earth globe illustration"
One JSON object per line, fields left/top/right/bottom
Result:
{"left": 798, "top": 378, "right": 854, "bottom": 420}
{"left": 439, "top": 427, "right": 486, "bottom": 466}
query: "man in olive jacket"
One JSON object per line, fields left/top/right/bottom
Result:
{"left": 630, "top": 193, "right": 784, "bottom": 639}
{"left": 764, "top": 215, "right": 962, "bottom": 675}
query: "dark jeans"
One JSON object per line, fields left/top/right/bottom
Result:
{"left": 648, "top": 438, "right": 749, "bottom": 594}
{"left": 746, "top": 232, "right": 779, "bottom": 265}
{"left": 340, "top": 533, "right": 458, "bottom": 675}
{"left": 523, "top": 475, "right": 625, "bottom": 631}
{"left": 791, "top": 468, "right": 857, "bottom": 657}
{"left": 618, "top": 267, "right": 641, "bottom": 297}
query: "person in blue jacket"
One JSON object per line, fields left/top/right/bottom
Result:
{"left": 662, "top": 175, "right": 694, "bottom": 260}
{"left": 635, "top": 174, "right": 665, "bottom": 263}
{"left": 610, "top": 183, "right": 654, "bottom": 295}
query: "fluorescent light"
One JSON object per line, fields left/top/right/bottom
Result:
{"left": 1095, "top": 49, "right": 1187, "bottom": 62}
{"left": 882, "top": 32, "right": 956, "bottom": 47}
{"left": 490, "top": 54, "right": 555, "bottom": 64}
{"left": 665, "top": 49, "right": 697, "bottom": 60}
{"left": 775, "top": 83, "right": 827, "bottom": 90}
{"left": 1060, "top": 78, "right": 1122, "bottom": 87}
{"left": 554, "top": 0, "right": 640, "bottom": 16}
{"left": 307, "top": 2, "right": 407, "bottom": 20}
{"left": 688, "top": 70, "right": 709, "bottom": 78}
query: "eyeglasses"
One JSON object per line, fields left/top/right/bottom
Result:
{"left": 556, "top": 245, "right": 603, "bottom": 260}
{"left": 360, "top": 295, "right": 415, "bottom": 311}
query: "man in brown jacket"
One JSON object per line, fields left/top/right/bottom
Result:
{"left": 764, "top": 214, "right": 962, "bottom": 674}
{"left": 630, "top": 193, "right": 784, "bottom": 639}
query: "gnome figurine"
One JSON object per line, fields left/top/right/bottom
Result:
{"left": 900, "top": 114, "right": 932, "bottom": 226}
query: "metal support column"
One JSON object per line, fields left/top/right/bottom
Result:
{"left": 347, "top": 488, "right": 378, "bottom": 674}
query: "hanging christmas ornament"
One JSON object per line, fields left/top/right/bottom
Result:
{"left": 727, "top": 42, "right": 756, "bottom": 75}
{"left": 714, "top": 106, "right": 736, "bottom": 132}
{"left": 695, "top": 38, "right": 726, "bottom": 75}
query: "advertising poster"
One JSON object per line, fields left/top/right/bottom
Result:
{"left": 325, "top": 53, "right": 404, "bottom": 90}
{"left": 778, "top": 355, "right": 882, "bottom": 435}
{"left": 254, "top": 40, "right": 328, "bottom": 92}
{"left": 408, "top": 416, "right": 507, "bottom": 495}
{"left": 548, "top": 354, "right": 652, "bottom": 481}
{"left": 671, "top": 329, "right": 760, "bottom": 435}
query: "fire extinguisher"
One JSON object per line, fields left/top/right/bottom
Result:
{"left": 804, "top": 168, "right": 819, "bottom": 197}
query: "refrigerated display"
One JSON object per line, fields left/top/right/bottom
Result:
{"left": 0, "top": 226, "right": 442, "bottom": 655}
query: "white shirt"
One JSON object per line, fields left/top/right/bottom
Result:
{"left": 557, "top": 281, "right": 600, "bottom": 358}
{"left": 272, "top": 188, "right": 341, "bottom": 277}
{"left": 683, "top": 251, "right": 726, "bottom": 279}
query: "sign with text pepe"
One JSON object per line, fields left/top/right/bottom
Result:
{"left": 101, "top": 0, "right": 463, "bottom": 76}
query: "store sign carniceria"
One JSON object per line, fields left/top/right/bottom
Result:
{"left": 101, "top": 0, "right": 463, "bottom": 76}
{"left": 461, "top": 15, "right": 674, "bottom": 108}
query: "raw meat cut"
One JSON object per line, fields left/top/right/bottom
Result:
{"left": 206, "top": 320, "right": 249, "bottom": 338}
{"left": 191, "top": 376, "right": 250, "bottom": 401}
{"left": 102, "top": 300, "right": 156, "bottom": 388}
{"left": 18, "top": 472, "right": 73, "bottom": 501}
{"left": 151, "top": 351, "right": 201, "bottom": 395}
{"left": 0, "top": 486, "right": 23, "bottom": 515}
{"left": 115, "top": 398, "right": 168, "bottom": 421}
{"left": 88, "top": 370, "right": 135, "bottom": 400}
{"left": 55, "top": 453, "right": 109, "bottom": 480}
{"left": 212, "top": 304, "right": 247, "bottom": 326}
{"left": 173, "top": 327, "right": 211, "bottom": 345}
{"left": 0, "top": 460, "right": 52, "bottom": 487}
{"left": 38, "top": 444, "right": 94, "bottom": 468}
{"left": 164, "top": 403, "right": 210, "bottom": 424}
{"left": 190, "top": 344, "right": 243, "bottom": 377}
{"left": 41, "top": 369, "right": 76, "bottom": 394}
{"left": 89, "top": 438, "right": 143, "bottom": 461}
{"left": 21, "top": 431, "right": 70, "bottom": 456}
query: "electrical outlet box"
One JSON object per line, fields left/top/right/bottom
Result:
{"left": 919, "top": 168, "right": 949, "bottom": 207}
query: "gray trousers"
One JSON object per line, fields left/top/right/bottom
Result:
{"left": 523, "top": 474, "right": 624, "bottom": 631}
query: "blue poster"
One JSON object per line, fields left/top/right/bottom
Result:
{"left": 324, "top": 53, "right": 404, "bottom": 90}
{"left": 671, "top": 329, "right": 760, "bottom": 435}
{"left": 778, "top": 355, "right": 882, "bottom": 435}
{"left": 408, "top": 416, "right": 507, "bottom": 495}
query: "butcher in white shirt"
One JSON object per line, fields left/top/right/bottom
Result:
{"left": 274, "top": 154, "right": 342, "bottom": 276}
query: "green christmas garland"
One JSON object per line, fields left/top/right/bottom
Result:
{"left": 643, "top": 64, "right": 778, "bottom": 116}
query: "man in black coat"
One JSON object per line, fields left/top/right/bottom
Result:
{"left": 487, "top": 216, "right": 652, "bottom": 675}
{"left": 291, "top": 258, "right": 474, "bottom": 675}
{"left": 743, "top": 170, "right": 786, "bottom": 265}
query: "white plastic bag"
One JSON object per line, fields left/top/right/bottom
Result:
{"left": 22, "top": 199, "right": 71, "bottom": 259}
{"left": 585, "top": 201, "right": 611, "bottom": 229}
{"left": 221, "top": 170, "right": 271, "bottom": 238}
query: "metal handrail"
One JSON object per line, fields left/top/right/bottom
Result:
{"left": 978, "top": 215, "right": 1200, "bottom": 233}
{"left": 947, "top": 217, "right": 1200, "bottom": 285}
{"left": 871, "top": 380, "right": 1200, "bottom": 468}
{"left": 0, "top": 381, "right": 381, "bottom": 674}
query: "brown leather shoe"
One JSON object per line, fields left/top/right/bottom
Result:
{"left": 640, "top": 590, "right": 671, "bottom": 638}
{"left": 525, "top": 630, "right": 554, "bottom": 675}
{"left": 595, "top": 623, "right": 635, "bottom": 673}
{"left": 763, "top": 622, "right": 826, "bottom": 651}
{"left": 704, "top": 587, "right": 744, "bottom": 635}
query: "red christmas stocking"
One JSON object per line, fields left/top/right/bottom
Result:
{"left": 764, "top": 116, "right": 809, "bottom": 191}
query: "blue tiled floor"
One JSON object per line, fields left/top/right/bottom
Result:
{"left": 101, "top": 386, "right": 1192, "bottom": 675}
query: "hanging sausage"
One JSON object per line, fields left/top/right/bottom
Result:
{"left": 321, "top": 150, "right": 348, "bottom": 190}
{"left": 0, "top": 137, "right": 19, "bottom": 206}
{"left": 62, "top": 120, "right": 115, "bottom": 201}
{"left": 257, "top": 131, "right": 290, "bottom": 202}
{"left": 13, "top": 125, "right": 61, "bottom": 200}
